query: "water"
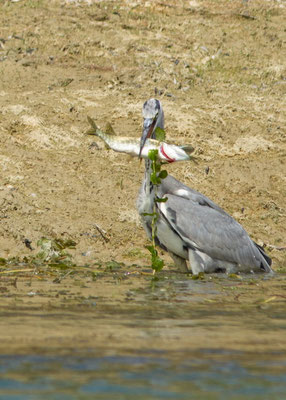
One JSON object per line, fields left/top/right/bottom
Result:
{"left": 0, "top": 350, "right": 286, "bottom": 399}
{"left": 0, "top": 273, "right": 285, "bottom": 399}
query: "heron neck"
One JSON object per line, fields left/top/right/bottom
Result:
{"left": 144, "top": 158, "right": 154, "bottom": 197}
{"left": 143, "top": 109, "right": 164, "bottom": 196}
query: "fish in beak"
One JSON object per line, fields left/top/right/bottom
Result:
{"left": 86, "top": 116, "right": 194, "bottom": 162}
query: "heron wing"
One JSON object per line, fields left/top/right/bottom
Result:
{"left": 159, "top": 175, "right": 227, "bottom": 214}
{"left": 157, "top": 179, "right": 266, "bottom": 268}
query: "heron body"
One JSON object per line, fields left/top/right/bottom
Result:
{"left": 137, "top": 99, "right": 272, "bottom": 274}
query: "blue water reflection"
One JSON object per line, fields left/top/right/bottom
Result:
{"left": 0, "top": 351, "right": 285, "bottom": 400}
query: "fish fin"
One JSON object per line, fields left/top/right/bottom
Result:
{"left": 179, "top": 145, "right": 195, "bottom": 154}
{"left": 105, "top": 122, "right": 116, "bottom": 135}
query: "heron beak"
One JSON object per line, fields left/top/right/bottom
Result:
{"left": 139, "top": 117, "right": 156, "bottom": 158}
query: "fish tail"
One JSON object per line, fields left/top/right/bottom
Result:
{"left": 86, "top": 116, "right": 113, "bottom": 149}
{"left": 86, "top": 116, "right": 99, "bottom": 136}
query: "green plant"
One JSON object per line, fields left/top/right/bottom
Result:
{"left": 144, "top": 131, "right": 169, "bottom": 274}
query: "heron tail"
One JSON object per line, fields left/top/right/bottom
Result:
{"left": 254, "top": 242, "right": 273, "bottom": 272}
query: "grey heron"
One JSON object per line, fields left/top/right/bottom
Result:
{"left": 137, "top": 98, "right": 273, "bottom": 274}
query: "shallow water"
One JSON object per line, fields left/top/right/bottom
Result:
{"left": 0, "top": 272, "right": 285, "bottom": 399}
{"left": 0, "top": 351, "right": 286, "bottom": 400}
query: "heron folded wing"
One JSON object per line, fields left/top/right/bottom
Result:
{"left": 158, "top": 194, "right": 262, "bottom": 268}
{"left": 159, "top": 175, "right": 228, "bottom": 215}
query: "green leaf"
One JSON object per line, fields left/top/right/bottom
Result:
{"left": 146, "top": 245, "right": 157, "bottom": 257}
{"left": 153, "top": 163, "right": 160, "bottom": 173}
{"left": 150, "top": 172, "right": 161, "bottom": 185}
{"left": 154, "top": 127, "right": 166, "bottom": 142}
{"left": 148, "top": 149, "right": 159, "bottom": 161}
{"left": 146, "top": 245, "right": 164, "bottom": 272}
{"left": 159, "top": 170, "right": 168, "bottom": 179}
{"left": 155, "top": 197, "right": 168, "bottom": 203}
{"left": 152, "top": 256, "right": 164, "bottom": 272}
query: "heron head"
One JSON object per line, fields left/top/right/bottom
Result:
{"left": 139, "top": 98, "right": 164, "bottom": 158}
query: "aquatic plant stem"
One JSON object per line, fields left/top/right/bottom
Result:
{"left": 146, "top": 149, "right": 168, "bottom": 274}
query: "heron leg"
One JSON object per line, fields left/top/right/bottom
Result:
{"left": 188, "top": 249, "right": 205, "bottom": 275}
{"left": 169, "top": 251, "right": 190, "bottom": 273}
